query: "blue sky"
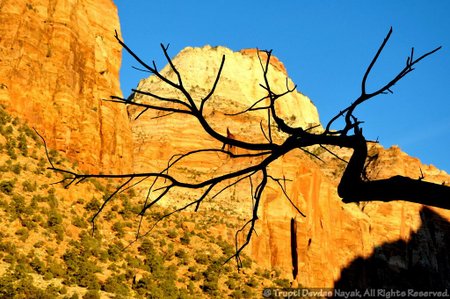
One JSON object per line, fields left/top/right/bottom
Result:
{"left": 114, "top": 0, "right": 450, "bottom": 173}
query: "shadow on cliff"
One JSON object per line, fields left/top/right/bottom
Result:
{"left": 334, "top": 206, "right": 450, "bottom": 290}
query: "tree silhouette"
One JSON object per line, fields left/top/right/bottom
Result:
{"left": 44, "top": 27, "right": 447, "bottom": 268}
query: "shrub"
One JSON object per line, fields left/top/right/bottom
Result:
{"left": 63, "top": 250, "right": 101, "bottom": 289}
{"left": 107, "top": 243, "right": 123, "bottom": 262}
{"left": 230, "top": 289, "right": 244, "bottom": 298}
{"left": 85, "top": 198, "right": 101, "bottom": 211}
{"left": 3, "top": 276, "right": 49, "bottom": 298}
{"left": 201, "top": 279, "right": 219, "bottom": 296}
{"left": 0, "top": 108, "right": 11, "bottom": 125}
{"left": 9, "top": 194, "right": 32, "bottom": 219}
{"left": 218, "top": 239, "right": 235, "bottom": 256}
{"left": 6, "top": 143, "right": 17, "bottom": 159}
{"left": 45, "top": 258, "right": 65, "bottom": 278}
{"left": 15, "top": 228, "right": 29, "bottom": 242}
{"left": 143, "top": 251, "right": 164, "bottom": 274}
{"left": 90, "top": 179, "right": 106, "bottom": 193}
{"left": 35, "top": 158, "right": 46, "bottom": 174}
{"left": 102, "top": 210, "right": 115, "bottom": 221}
{"left": 102, "top": 274, "right": 130, "bottom": 296}
{"left": 11, "top": 117, "right": 19, "bottom": 126}
{"left": 44, "top": 284, "right": 60, "bottom": 296}
{"left": 72, "top": 216, "right": 88, "bottom": 228}
{"left": 47, "top": 210, "right": 63, "bottom": 227}
{"left": 0, "top": 180, "right": 15, "bottom": 195}
{"left": 112, "top": 221, "right": 125, "bottom": 237}
{"left": 29, "top": 257, "right": 45, "bottom": 275}
{"left": 59, "top": 286, "right": 68, "bottom": 295}
{"left": 274, "top": 278, "right": 290, "bottom": 288}
{"left": 194, "top": 252, "right": 210, "bottom": 265}
{"left": 190, "top": 271, "right": 202, "bottom": 282}
{"left": 78, "top": 232, "right": 102, "bottom": 257}
{"left": 3, "top": 125, "right": 13, "bottom": 136}
{"left": 125, "top": 254, "right": 142, "bottom": 269}
{"left": 246, "top": 277, "right": 259, "bottom": 287}
{"left": 11, "top": 163, "right": 21, "bottom": 174}
{"left": 261, "top": 269, "right": 271, "bottom": 279}
{"left": 33, "top": 241, "right": 44, "bottom": 248}
{"left": 45, "top": 193, "right": 58, "bottom": 209}
{"left": 132, "top": 273, "right": 180, "bottom": 298}
{"left": 226, "top": 278, "right": 239, "bottom": 290}
{"left": 22, "top": 180, "right": 37, "bottom": 192}
{"left": 180, "top": 232, "right": 191, "bottom": 245}
{"left": 175, "top": 249, "right": 187, "bottom": 259}
{"left": 167, "top": 229, "right": 178, "bottom": 239}
{"left": 82, "top": 290, "right": 100, "bottom": 299}
{"left": 0, "top": 163, "right": 8, "bottom": 172}
{"left": 19, "top": 124, "right": 39, "bottom": 142}
{"left": 240, "top": 256, "right": 252, "bottom": 268}
{"left": 48, "top": 149, "right": 58, "bottom": 160}
{"left": 52, "top": 225, "right": 65, "bottom": 242}
{"left": 17, "top": 134, "right": 28, "bottom": 156}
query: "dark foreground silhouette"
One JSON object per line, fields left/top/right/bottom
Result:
{"left": 334, "top": 207, "right": 450, "bottom": 290}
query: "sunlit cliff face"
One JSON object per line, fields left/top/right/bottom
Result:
{"left": 0, "top": 0, "right": 133, "bottom": 173}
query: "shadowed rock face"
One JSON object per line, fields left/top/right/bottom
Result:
{"left": 0, "top": 0, "right": 133, "bottom": 173}
{"left": 335, "top": 207, "right": 450, "bottom": 289}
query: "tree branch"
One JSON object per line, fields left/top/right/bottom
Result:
{"left": 46, "top": 28, "right": 447, "bottom": 270}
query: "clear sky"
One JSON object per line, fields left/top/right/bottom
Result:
{"left": 114, "top": 0, "right": 450, "bottom": 173}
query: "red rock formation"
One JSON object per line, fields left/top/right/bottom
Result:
{"left": 0, "top": 0, "right": 133, "bottom": 173}
{"left": 129, "top": 45, "right": 320, "bottom": 176}
{"left": 130, "top": 45, "right": 450, "bottom": 288}
{"left": 250, "top": 145, "right": 450, "bottom": 287}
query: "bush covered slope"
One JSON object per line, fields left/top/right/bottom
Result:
{"left": 0, "top": 107, "right": 284, "bottom": 298}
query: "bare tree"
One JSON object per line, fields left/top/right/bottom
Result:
{"left": 45, "top": 27, "right": 447, "bottom": 268}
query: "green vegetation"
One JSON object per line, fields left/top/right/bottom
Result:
{"left": 0, "top": 179, "right": 15, "bottom": 195}
{"left": 0, "top": 107, "right": 281, "bottom": 297}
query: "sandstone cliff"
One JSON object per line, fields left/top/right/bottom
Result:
{"left": 252, "top": 144, "right": 450, "bottom": 287}
{"left": 129, "top": 45, "right": 320, "bottom": 175}
{"left": 0, "top": 0, "right": 133, "bottom": 173}
{"left": 130, "top": 45, "right": 450, "bottom": 288}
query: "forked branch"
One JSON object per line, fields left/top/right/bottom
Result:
{"left": 46, "top": 28, "right": 447, "bottom": 270}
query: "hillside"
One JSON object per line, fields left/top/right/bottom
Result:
{"left": 0, "top": 106, "right": 283, "bottom": 297}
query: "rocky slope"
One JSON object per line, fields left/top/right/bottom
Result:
{"left": 0, "top": 0, "right": 133, "bottom": 173}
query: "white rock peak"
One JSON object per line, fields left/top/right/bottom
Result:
{"left": 133, "top": 45, "right": 321, "bottom": 131}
